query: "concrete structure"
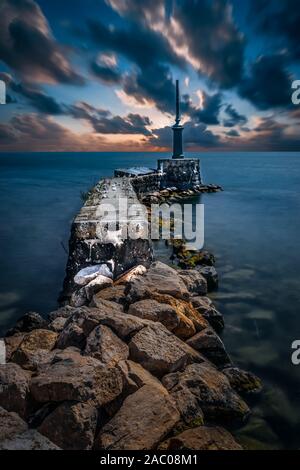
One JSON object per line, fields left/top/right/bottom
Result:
{"left": 114, "top": 80, "right": 201, "bottom": 191}
{"left": 61, "top": 178, "right": 153, "bottom": 300}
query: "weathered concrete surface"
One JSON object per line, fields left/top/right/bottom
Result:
{"left": 61, "top": 178, "right": 153, "bottom": 301}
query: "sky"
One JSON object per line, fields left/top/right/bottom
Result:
{"left": 0, "top": 0, "right": 300, "bottom": 152}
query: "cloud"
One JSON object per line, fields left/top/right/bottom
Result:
{"left": 68, "top": 101, "right": 152, "bottom": 135}
{"left": 90, "top": 52, "right": 121, "bottom": 84}
{"left": 223, "top": 104, "right": 247, "bottom": 127}
{"left": 251, "top": 0, "right": 300, "bottom": 61}
{"left": 224, "top": 116, "right": 300, "bottom": 151}
{"left": 150, "top": 121, "right": 220, "bottom": 149}
{"left": 239, "top": 54, "right": 293, "bottom": 110}
{"left": 91, "top": 62, "right": 122, "bottom": 84}
{"left": 0, "top": 0, "right": 83, "bottom": 84}
{"left": 191, "top": 92, "right": 223, "bottom": 125}
{"left": 87, "top": 17, "right": 183, "bottom": 71}
{"left": 170, "top": 0, "right": 245, "bottom": 88}
{"left": 225, "top": 129, "right": 240, "bottom": 137}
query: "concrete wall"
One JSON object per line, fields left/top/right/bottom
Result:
{"left": 158, "top": 158, "right": 201, "bottom": 190}
{"left": 61, "top": 178, "right": 153, "bottom": 302}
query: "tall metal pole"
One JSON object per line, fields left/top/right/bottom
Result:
{"left": 175, "top": 80, "right": 180, "bottom": 124}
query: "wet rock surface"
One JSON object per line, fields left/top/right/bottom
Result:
{"left": 159, "top": 426, "right": 242, "bottom": 451}
{"left": 0, "top": 244, "right": 258, "bottom": 450}
{"left": 96, "top": 384, "right": 180, "bottom": 450}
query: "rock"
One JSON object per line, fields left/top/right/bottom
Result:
{"left": 74, "top": 264, "right": 112, "bottom": 286}
{"left": 30, "top": 348, "right": 123, "bottom": 406}
{"left": 5, "top": 312, "right": 47, "bottom": 337}
{"left": 129, "top": 322, "right": 203, "bottom": 377}
{"left": 159, "top": 426, "right": 242, "bottom": 451}
{"left": 162, "top": 362, "right": 250, "bottom": 425}
{"left": 178, "top": 270, "right": 208, "bottom": 296}
{"left": 0, "top": 407, "right": 59, "bottom": 450}
{"left": 85, "top": 325, "right": 129, "bottom": 366}
{"left": 84, "top": 275, "right": 113, "bottom": 301}
{"left": 93, "top": 285, "right": 127, "bottom": 306}
{"left": 48, "top": 316, "right": 67, "bottom": 333}
{"left": 60, "top": 304, "right": 151, "bottom": 342}
{"left": 38, "top": 401, "right": 98, "bottom": 450}
{"left": 191, "top": 297, "right": 224, "bottom": 332}
{"left": 70, "top": 287, "right": 88, "bottom": 307}
{"left": 117, "top": 360, "right": 162, "bottom": 394}
{"left": 196, "top": 266, "right": 218, "bottom": 291}
{"left": 115, "top": 265, "right": 147, "bottom": 284}
{"left": 0, "top": 363, "right": 31, "bottom": 418}
{"left": 177, "top": 250, "right": 216, "bottom": 269}
{"left": 125, "top": 262, "right": 190, "bottom": 303}
{"left": 57, "top": 322, "right": 86, "bottom": 349}
{"left": 1, "top": 430, "right": 60, "bottom": 450}
{"left": 11, "top": 329, "right": 58, "bottom": 370}
{"left": 152, "top": 294, "right": 209, "bottom": 335}
{"left": 187, "top": 328, "right": 231, "bottom": 367}
{"left": 168, "top": 387, "right": 204, "bottom": 428}
{"left": 48, "top": 306, "right": 75, "bottom": 321}
{"left": 223, "top": 367, "right": 263, "bottom": 396}
{"left": 0, "top": 407, "right": 28, "bottom": 442}
{"left": 96, "top": 384, "right": 180, "bottom": 450}
{"left": 4, "top": 333, "right": 25, "bottom": 361}
{"left": 128, "top": 299, "right": 180, "bottom": 332}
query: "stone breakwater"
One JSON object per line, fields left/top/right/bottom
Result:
{"left": 0, "top": 177, "right": 262, "bottom": 451}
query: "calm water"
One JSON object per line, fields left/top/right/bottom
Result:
{"left": 0, "top": 151, "right": 300, "bottom": 449}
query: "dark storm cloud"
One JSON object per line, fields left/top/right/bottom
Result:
{"left": 223, "top": 104, "right": 247, "bottom": 127}
{"left": 91, "top": 62, "right": 122, "bottom": 84}
{"left": 172, "top": 0, "right": 245, "bottom": 88}
{"left": 251, "top": 0, "right": 300, "bottom": 60}
{"left": 69, "top": 101, "right": 152, "bottom": 135}
{"left": 89, "top": 112, "right": 152, "bottom": 135}
{"left": 87, "top": 19, "right": 183, "bottom": 70}
{"left": 239, "top": 54, "right": 293, "bottom": 110}
{"left": 0, "top": 72, "right": 65, "bottom": 114}
{"left": 122, "top": 64, "right": 176, "bottom": 113}
{"left": 192, "top": 92, "right": 223, "bottom": 125}
{"left": 150, "top": 121, "right": 220, "bottom": 149}
{"left": 225, "top": 129, "right": 240, "bottom": 137}
{"left": 0, "top": 0, "right": 83, "bottom": 84}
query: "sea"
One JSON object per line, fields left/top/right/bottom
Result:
{"left": 0, "top": 151, "right": 300, "bottom": 449}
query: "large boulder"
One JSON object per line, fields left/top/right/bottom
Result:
{"left": 0, "top": 407, "right": 27, "bottom": 442}
{"left": 4, "top": 333, "right": 25, "bottom": 361}
{"left": 223, "top": 367, "right": 262, "bottom": 396}
{"left": 129, "top": 322, "right": 203, "bottom": 377}
{"left": 149, "top": 293, "right": 209, "bottom": 336}
{"left": 178, "top": 270, "right": 208, "bottom": 296}
{"left": 159, "top": 426, "right": 242, "bottom": 451}
{"left": 196, "top": 266, "right": 218, "bottom": 291}
{"left": 5, "top": 312, "right": 47, "bottom": 337}
{"left": 30, "top": 349, "right": 123, "bottom": 406}
{"left": 11, "top": 329, "right": 58, "bottom": 371}
{"left": 48, "top": 306, "right": 75, "bottom": 321}
{"left": 95, "top": 384, "right": 180, "bottom": 450}
{"left": 187, "top": 328, "right": 231, "bottom": 367}
{"left": 92, "top": 285, "right": 127, "bottom": 307}
{"left": 58, "top": 304, "right": 152, "bottom": 343}
{"left": 117, "top": 360, "right": 162, "bottom": 394}
{"left": 128, "top": 299, "right": 180, "bottom": 332}
{"left": 125, "top": 262, "right": 190, "bottom": 303}
{"left": 0, "top": 407, "right": 59, "bottom": 450}
{"left": 191, "top": 297, "right": 224, "bottom": 332}
{"left": 38, "top": 401, "right": 98, "bottom": 450}
{"left": 84, "top": 275, "right": 113, "bottom": 301}
{"left": 84, "top": 325, "right": 129, "bottom": 366}
{"left": 115, "top": 265, "right": 147, "bottom": 285}
{"left": 162, "top": 362, "right": 250, "bottom": 425}
{"left": 0, "top": 363, "right": 31, "bottom": 418}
